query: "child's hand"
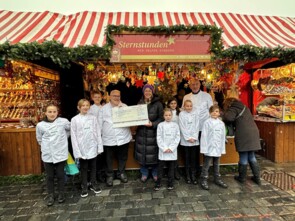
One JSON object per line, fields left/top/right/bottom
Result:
{"left": 145, "top": 121, "right": 153, "bottom": 127}
{"left": 188, "top": 138, "right": 196, "bottom": 143}
{"left": 164, "top": 149, "right": 172, "bottom": 153}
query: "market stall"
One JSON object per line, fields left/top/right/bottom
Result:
{"left": 0, "top": 61, "right": 60, "bottom": 175}
{"left": 252, "top": 63, "right": 295, "bottom": 163}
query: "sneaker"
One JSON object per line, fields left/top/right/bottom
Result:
{"left": 154, "top": 184, "right": 161, "bottom": 191}
{"left": 58, "top": 193, "right": 65, "bottom": 203}
{"left": 167, "top": 185, "right": 174, "bottom": 190}
{"left": 106, "top": 177, "right": 113, "bottom": 187}
{"left": 81, "top": 188, "right": 88, "bottom": 198}
{"left": 89, "top": 183, "right": 102, "bottom": 194}
{"left": 119, "top": 173, "right": 128, "bottom": 183}
{"left": 46, "top": 194, "right": 54, "bottom": 206}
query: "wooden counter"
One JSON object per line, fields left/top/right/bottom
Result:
{"left": 0, "top": 128, "right": 42, "bottom": 176}
{"left": 116, "top": 137, "right": 238, "bottom": 170}
{"left": 255, "top": 117, "right": 295, "bottom": 163}
{"left": 0, "top": 128, "right": 238, "bottom": 176}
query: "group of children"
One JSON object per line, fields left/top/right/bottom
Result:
{"left": 36, "top": 90, "right": 228, "bottom": 206}
{"left": 155, "top": 98, "right": 227, "bottom": 191}
{"left": 36, "top": 92, "right": 105, "bottom": 206}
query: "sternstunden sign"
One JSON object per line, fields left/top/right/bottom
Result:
{"left": 110, "top": 34, "right": 211, "bottom": 62}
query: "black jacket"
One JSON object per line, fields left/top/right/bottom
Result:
{"left": 134, "top": 96, "right": 164, "bottom": 165}
{"left": 223, "top": 100, "right": 261, "bottom": 152}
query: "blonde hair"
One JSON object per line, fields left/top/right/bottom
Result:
{"left": 183, "top": 99, "right": 193, "bottom": 106}
{"left": 163, "top": 108, "right": 172, "bottom": 115}
{"left": 77, "top": 99, "right": 90, "bottom": 108}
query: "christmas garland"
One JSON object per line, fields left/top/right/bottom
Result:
{"left": 0, "top": 24, "right": 294, "bottom": 68}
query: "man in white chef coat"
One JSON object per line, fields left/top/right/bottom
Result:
{"left": 98, "top": 90, "right": 132, "bottom": 187}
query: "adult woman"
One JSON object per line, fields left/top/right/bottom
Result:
{"left": 222, "top": 97, "right": 261, "bottom": 185}
{"left": 134, "top": 84, "right": 164, "bottom": 182}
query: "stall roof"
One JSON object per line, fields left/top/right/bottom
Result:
{"left": 0, "top": 10, "right": 294, "bottom": 48}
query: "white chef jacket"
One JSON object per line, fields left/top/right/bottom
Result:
{"left": 98, "top": 102, "right": 132, "bottom": 146}
{"left": 201, "top": 117, "right": 226, "bottom": 157}
{"left": 71, "top": 113, "right": 103, "bottom": 159}
{"left": 36, "top": 117, "right": 70, "bottom": 163}
{"left": 88, "top": 104, "right": 102, "bottom": 119}
{"left": 179, "top": 109, "right": 200, "bottom": 146}
{"left": 182, "top": 91, "right": 213, "bottom": 131}
{"left": 157, "top": 121, "right": 180, "bottom": 160}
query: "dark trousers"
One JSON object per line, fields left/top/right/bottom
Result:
{"left": 104, "top": 143, "right": 129, "bottom": 177}
{"left": 183, "top": 145, "right": 197, "bottom": 174}
{"left": 97, "top": 152, "right": 106, "bottom": 175}
{"left": 44, "top": 160, "right": 66, "bottom": 194}
{"left": 80, "top": 157, "right": 97, "bottom": 188}
{"left": 201, "top": 156, "right": 220, "bottom": 177}
{"left": 157, "top": 160, "right": 176, "bottom": 186}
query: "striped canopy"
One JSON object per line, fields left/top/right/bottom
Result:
{"left": 0, "top": 10, "right": 294, "bottom": 48}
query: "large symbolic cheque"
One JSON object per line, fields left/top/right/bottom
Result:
{"left": 112, "top": 104, "right": 149, "bottom": 128}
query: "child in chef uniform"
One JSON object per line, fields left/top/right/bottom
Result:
{"left": 154, "top": 108, "right": 180, "bottom": 191}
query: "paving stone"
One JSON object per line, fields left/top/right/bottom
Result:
{"left": 133, "top": 199, "right": 146, "bottom": 208}
{"left": 159, "top": 198, "right": 173, "bottom": 205}
{"left": 152, "top": 192, "right": 165, "bottom": 199}
{"left": 191, "top": 202, "right": 206, "bottom": 211}
{"left": 203, "top": 201, "right": 220, "bottom": 210}
{"left": 1, "top": 208, "right": 18, "bottom": 216}
{"left": 105, "top": 202, "right": 121, "bottom": 210}
{"left": 126, "top": 208, "right": 140, "bottom": 216}
{"left": 178, "top": 204, "right": 193, "bottom": 212}
{"left": 113, "top": 208, "right": 127, "bottom": 217}
{"left": 255, "top": 207, "right": 276, "bottom": 216}
{"left": 141, "top": 193, "right": 152, "bottom": 200}
{"left": 241, "top": 208, "right": 261, "bottom": 216}
{"left": 121, "top": 200, "right": 134, "bottom": 209}
{"left": 154, "top": 205, "right": 168, "bottom": 214}
{"left": 135, "top": 215, "right": 164, "bottom": 221}
{"left": 139, "top": 207, "right": 154, "bottom": 215}
{"left": 166, "top": 204, "right": 180, "bottom": 213}
{"left": 79, "top": 203, "right": 94, "bottom": 211}
{"left": 99, "top": 189, "right": 110, "bottom": 197}
{"left": 269, "top": 205, "right": 294, "bottom": 215}
{"left": 171, "top": 197, "right": 184, "bottom": 205}
{"left": 145, "top": 199, "right": 160, "bottom": 207}
{"left": 78, "top": 211, "right": 101, "bottom": 219}
{"left": 187, "top": 211, "right": 208, "bottom": 220}
{"left": 281, "top": 214, "right": 295, "bottom": 221}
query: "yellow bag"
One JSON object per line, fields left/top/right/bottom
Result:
{"left": 65, "top": 152, "right": 79, "bottom": 175}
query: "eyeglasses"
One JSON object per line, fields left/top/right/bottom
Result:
{"left": 111, "top": 95, "right": 120, "bottom": 98}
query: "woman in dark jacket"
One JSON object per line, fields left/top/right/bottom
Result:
{"left": 222, "top": 97, "right": 261, "bottom": 185}
{"left": 134, "top": 84, "right": 164, "bottom": 182}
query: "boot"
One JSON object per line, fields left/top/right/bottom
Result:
{"left": 200, "top": 176, "right": 209, "bottom": 190}
{"left": 234, "top": 163, "right": 247, "bottom": 184}
{"left": 249, "top": 161, "right": 261, "bottom": 185}
{"left": 185, "top": 168, "right": 191, "bottom": 184}
{"left": 214, "top": 175, "right": 228, "bottom": 188}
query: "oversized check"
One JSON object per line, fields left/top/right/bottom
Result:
{"left": 112, "top": 104, "right": 149, "bottom": 128}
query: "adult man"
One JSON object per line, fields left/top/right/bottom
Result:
{"left": 98, "top": 90, "right": 132, "bottom": 187}
{"left": 182, "top": 78, "right": 213, "bottom": 174}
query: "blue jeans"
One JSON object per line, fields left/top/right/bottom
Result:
{"left": 140, "top": 164, "right": 157, "bottom": 177}
{"left": 239, "top": 151, "right": 257, "bottom": 165}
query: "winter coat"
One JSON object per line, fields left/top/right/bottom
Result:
{"left": 201, "top": 118, "right": 226, "bottom": 157}
{"left": 98, "top": 102, "right": 132, "bottom": 146}
{"left": 134, "top": 96, "right": 164, "bottom": 165}
{"left": 222, "top": 100, "right": 261, "bottom": 152}
{"left": 36, "top": 117, "right": 70, "bottom": 163}
{"left": 157, "top": 121, "right": 180, "bottom": 160}
{"left": 182, "top": 91, "right": 213, "bottom": 131}
{"left": 179, "top": 108, "right": 200, "bottom": 146}
{"left": 71, "top": 113, "right": 103, "bottom": 159}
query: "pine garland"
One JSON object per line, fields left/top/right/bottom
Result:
{"left": 0, "top": 25, "right": 294, "bottom": 68}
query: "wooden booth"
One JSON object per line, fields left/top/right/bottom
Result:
{"left": 85, "top": 31, "right": 239, "bottom": 169}
{"left": 252, "top": 63, "right": 295, "bottom": 163}
{"left": 0, "top": 61, "right": 60, "bottom": 175}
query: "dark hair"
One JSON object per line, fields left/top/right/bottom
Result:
{"left": 167, "top": 97, "right": 180, "bottom": 115}
{"left": 209, "top": 105, "right": 220, "bottom": 113}
{"left": 223, "top": 97, "right": 239, "bottom": 111}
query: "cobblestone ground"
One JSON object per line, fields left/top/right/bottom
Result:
{"left": 0, "top": 172, "right": 295, "bottom": 221}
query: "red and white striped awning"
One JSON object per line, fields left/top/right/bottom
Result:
{"left": 0, "top": 10, "right": 294, "bottom": 49}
